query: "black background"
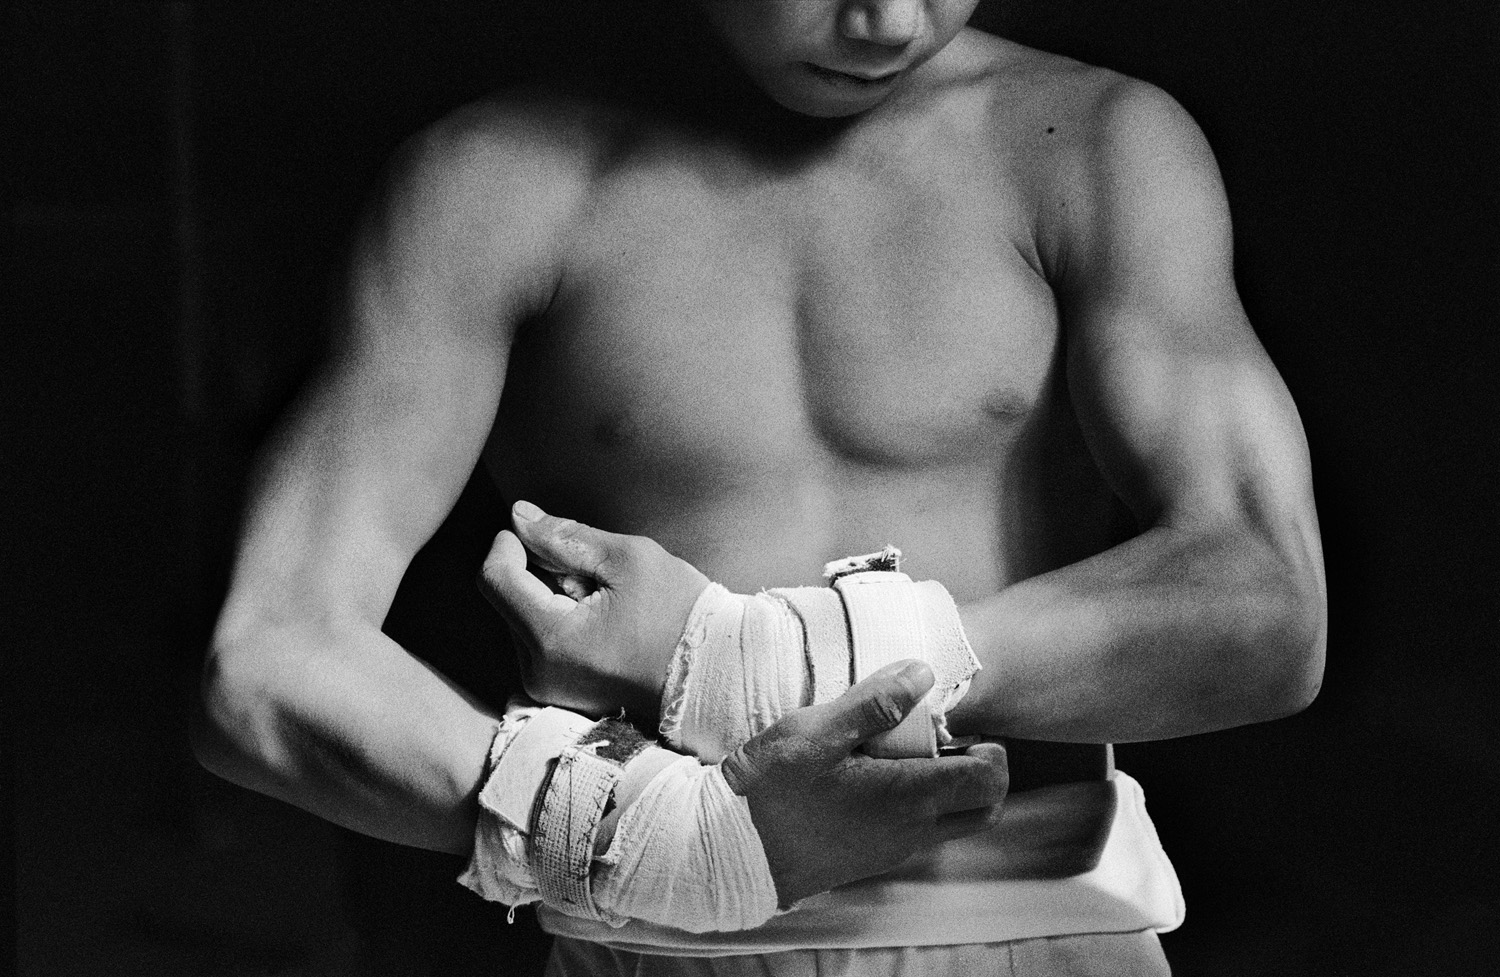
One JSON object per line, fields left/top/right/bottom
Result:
{"left": 10, "top": 1, "right": 1498, "bottom": 974}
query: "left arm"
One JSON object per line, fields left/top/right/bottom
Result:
{"left": 949, "top": 79, "right": 1325, "bottom": 742}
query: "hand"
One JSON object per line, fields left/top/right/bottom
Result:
{"left": 478, "top": 501, "right": 709, "bottom": 719}
{"left": 722, "top": 660, "right": 1009, "bottom": 906}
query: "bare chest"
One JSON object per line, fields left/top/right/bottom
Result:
{"left": 494, "top": 147, "right": 1060, "bottom": 488}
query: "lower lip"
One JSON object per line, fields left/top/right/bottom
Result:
{"left": 802, "top": 63, "right": 901, "bottom": 89}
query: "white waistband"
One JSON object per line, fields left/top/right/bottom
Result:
{"left": 539, "top": 770, "right": 1184, "bottom": 956}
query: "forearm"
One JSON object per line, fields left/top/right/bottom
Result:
{"left": 194, "top": 614, "right": 499, "bottom": 854}
{"left": 950, "top": 521, "right": 1326, "bottom": 743}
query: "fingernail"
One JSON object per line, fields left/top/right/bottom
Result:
{"left": 513, "top": 500, "right": 544, "bottom": 523}
{"left": 896, "top": 660, "right": 929, "bottom": 684}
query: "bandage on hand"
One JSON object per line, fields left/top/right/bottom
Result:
{"left": 460, "top": 700, "right": 779, "bottom": 933}
{"left": 660, "top": 547, "right": 982, "bottom": 762}
{"left": 460, "top": 665, "right": 1010, "bottom": 927}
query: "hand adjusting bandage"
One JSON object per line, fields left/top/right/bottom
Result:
{"left": 459, "top": 699, "right": 779, "bottom": 933}
{"left": 660, "top": 546, "right": 981, "bottom": 762}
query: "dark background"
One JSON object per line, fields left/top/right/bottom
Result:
{"left": 10, "top": 1, "right": 1497, "bottom": 975}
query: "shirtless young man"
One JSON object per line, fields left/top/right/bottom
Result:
{"left": 195, "top": 1, "right": 1326, "bottom": 973}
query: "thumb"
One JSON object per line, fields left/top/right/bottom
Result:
{"left": 805, "top": 660, "right": 934, "bottom": 761}
{"left": 477, "top": 529, "right": 577, "bottom": 635}
{"left": 509, "top": 500, "right": 629, "bottom": 580}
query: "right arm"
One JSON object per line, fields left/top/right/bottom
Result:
{"left": 193, "top": 103, "right": 579, "bottom": 853}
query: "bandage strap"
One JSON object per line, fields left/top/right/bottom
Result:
{"left": 483, "top": 707, "right": 597, "bottom": 831}
{"left": 476, "top": 707, "right": 647, "bottom": 922}
{"left": 835, "top": 570, "right": 937, "bottom": 757}
{"left": 835, "top": 570, "right": 982, "bottom": 758}
{"left": 768, "top": 586, "right": 851, "bottom": 706}
{"left": 531, "top": 745, "right": 624, "bottom": 920}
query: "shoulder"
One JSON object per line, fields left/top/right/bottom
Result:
{"left": 1061, "top": 74, "right": 1231, "bottom": 288}
{"left": 954, "top": 36, "right": 1227, "bottom": 283}
{"left": 375, "top": 87, "right": 622, "bottom": 237}
{"left": 350, "top": 87, "right": 639, "bottom": 325}
{"left": 1071, "top": 73, "right": 1221, "bottom": 201}
{"left": 957, "top": 32, "right": 1215, "bottom": 178}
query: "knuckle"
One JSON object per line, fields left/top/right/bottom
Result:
{"left": 604, "top": 534, "right": 653, "bottom": 576}
{"left": 861, "top": 691, "right": 907, "bottom": 731}
{"left": 595, "top": 548, "right": 624, "bottom": 576}
{"left": 552, "top": 521, "right": 599, "bottom": 564}
{"left": 779, "top": 730, "right": 823, "bottom": 768}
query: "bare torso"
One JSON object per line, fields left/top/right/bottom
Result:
{"left": 487, "top": 32, "right": 1123, "bottom": 601}
{"left": 479, "top": 34, "right": 1125, "bottom": 782}
{"left": 197, "top": 14, "right": 1322, "bottom": 881}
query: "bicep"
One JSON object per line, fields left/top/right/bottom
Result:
{"left": 231, "top": 331, "right": 506, "bottom": 630}
{"left": 223, "top": 109, "right": 581, "bottom": 633}
{"left": 1067, "top": 300, "right": 1314, "bottom": 538}
{"left": 1059, "top": 82, "right": 1317, "bottom": 537}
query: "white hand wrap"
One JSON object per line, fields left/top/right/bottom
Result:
{"left": 459, "top": 699, "right": 779, "bottom": 933}
{"left": 660, "top": 547, "right": 980, "bottom": 761}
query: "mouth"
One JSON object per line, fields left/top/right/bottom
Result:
{"left": 801, "top": 62, "right": 904, "bottom": 88}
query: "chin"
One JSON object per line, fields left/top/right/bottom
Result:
{"left": 759, "top": 78, "right": 890, "bottom": 120}
{"left": 779, "top": 97, "right": 882, "bottom": 119}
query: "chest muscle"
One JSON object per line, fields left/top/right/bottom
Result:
{"left": 496, "top": 160, "right": 1059, "bottom": 483}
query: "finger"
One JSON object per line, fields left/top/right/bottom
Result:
{"left": 894, "top": 747, "right": 1009, "bottom": 815}
{"left": 557, "top": 574, "right": 596, "bottom": 601}
{"left": 477, "top": 529, "right": 577, "bottom": 634}
{"left": 510, "top": 500, "right": 633, "bottom": 579}
{"left": 801, "top": 660, "right": 935, "bottom": 760}
{"left": 930, "top": 803, "right": 1006, "bottom": 844}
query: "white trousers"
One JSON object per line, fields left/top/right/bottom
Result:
{"left": 545, "top": 930, "right": 1171, "bottom": 977}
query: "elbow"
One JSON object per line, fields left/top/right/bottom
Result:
{"left": 192, "top": 637, "right": 277, "bottom": 787}
{"left": 1259, "top": 606, "right": 1325, "bottom": 720}
{"left": 191, "top": 644, "right": 244, "bottom": 781}
{"left": 1248, "top": 558, "right": 1327, "bottom": 721}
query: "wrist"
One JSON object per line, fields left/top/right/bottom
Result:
{"left": 943, "top": 602, "right": 988, "bottom": 735}
{"left": 662, "top": 548, "right": 981, "bottom": 761}
{"left": 624, "top": 576, "right": 711, "bottom": 722}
